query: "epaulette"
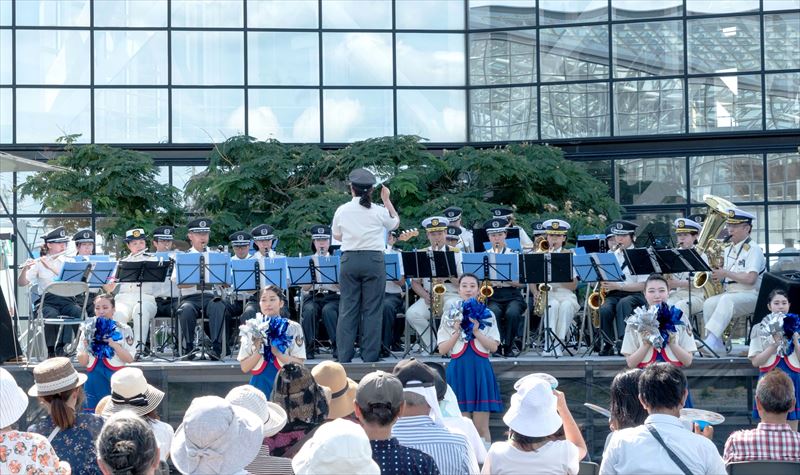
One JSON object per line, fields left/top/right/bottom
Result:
{"left": 743, "top": 243, "right": 750, "bottom": 252}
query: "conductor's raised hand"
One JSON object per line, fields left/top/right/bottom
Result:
{"left": 380, "top": 184, "right": 391, "bottom": 202}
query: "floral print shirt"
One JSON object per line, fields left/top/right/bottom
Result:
{"left": 0, "top": 430, "right": 69, "bottom": 474}
{"left": 29, "top": 413, "right": 104, "bottom": 475}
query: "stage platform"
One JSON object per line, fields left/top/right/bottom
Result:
{"left": 5, "top": 351, "right": 759, "bottom": 459}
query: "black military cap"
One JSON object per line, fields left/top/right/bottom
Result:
{"left": 251, "top": 224, "right": 275, "bottom": 241}
{"left": 229, "top": 231, "right": 252, "bottom": 247}
{"left": 610, "top": 219, "right": 638, "bottom": 235}
{"left": 349, "top": 168, "right": 377, "bottom": 187}
{"left": 186, "top": 218, "right": 212, "bottom": 233}
{"left": 43, "top": 226, "right": 69, "bottom": 243}
{"left": 152, "top": 226, "right": 175, "bottom": 241}
{"left": 530, "top": 220, "right": 545, "bottom": 236}
{"left": 491, "top": 206, "right": 514, "bottom": 218}
{"left": 72, "top": 229, "right": 95, "bottom": 243}
{"left": 484, "top": 218, "right": 509, "bottom": 234}
{"left": 310, "top": 225, "right": 332, "bottom": 239}
{"left": 445, "top": 226, "right": 462, "bottom": 240}
{"left": 442, "top": 206, "right": 463, "bottom": 220}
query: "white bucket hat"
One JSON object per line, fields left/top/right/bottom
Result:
{"left": 292, "top": 419, "right": 380, "bottom": 475}
{"left": 503, "top": 377, "right": 562, "bottom": 438}
{"left": 170, "top": 396, "right": 263, "bottom": 475}
{"left": 225, "top": 385, "right": 287, "bottom": 437}
{"left": 0, "top": 368, "right": 29, "bottom": 428}
{"left": 102, "top": 367, "right": 165, "bottom": 417}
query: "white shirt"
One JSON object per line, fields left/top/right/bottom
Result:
{"left": 600, "top": 414, "right": 726, "bottom": 475}
{"left": 747, "top": 320, "right": 800, "bottom": 369}
{"left": 76, "top": 318, "right": 137, "bottom": 367}
{"left": 443, "top": 415, "right": 487, "bottom": 465}
{"left": 458, "top": 227, "right": 475, "bottom": 253}
{"left": 237, "top": 314, "right": 307, "bottom": 369}
{"left": 620, "top": 311, "right": 697, "bottom": 366}
{"left": 25, "top": 254, "right": 68, "bottom": 291}
{"left": 437, "top": 303, "right": 500, "bottom": 356}
{"left": 481, "top": 440, "right": 579, "bottom": 475}
{"left": 149, "top": 419, "right": 174, "bottom": 462}
{"left": 723, "top": 238, "right": 765, "bottom": 292}
{"left": 117, "top": 252, "right": 162, "bottom": 296}
{"left": 332, "top": 197, "right": 399, "bottom": 251}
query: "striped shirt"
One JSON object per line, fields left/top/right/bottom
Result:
{"left": 723, "top": 423, "right": 800, "bottom": 463}
{"left": 392, "top": 415, "right": 480, "bottom": 475}
{"left": 246, "top": 444, "right": 295, "bottom": 475}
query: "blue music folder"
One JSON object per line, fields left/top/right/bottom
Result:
{"left": 88, "top": 255, "right": 111, "bottom": 262}
{"left": 460, "top": 252, "right": 519, "bottom": 282}
{"left": 58, "top": 261, "right": 91, "bottom": 282}
{"left": 175, "top": 252, "right": 230, "bottom": 285}
{"left": 573, "top": 253, "right": 623, "bottom": 283}
{"left": 230, "top": 259, "right": 259, "bottom": 292}
{"left": 286, "top": 256, "right": 340, "bottom": 285}
{"left": 88, "top": 261, "right": 117, "bottom": 288}
{"left": 259, "top": 256, "right": 288, "bottom": 289}
{"left": 482, "top": 238, "right": 521, "bottom": 252}
{"left": 384, "top": 253, "right": 402, "bottom": 281}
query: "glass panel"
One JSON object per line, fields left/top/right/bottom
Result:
{"left": 16, "top": 88, "right": 91, "bottom": 143}
{"left": 172, "top": 31, "right": 244, "bottom": 86}
{"left": 539, "top": 0, "right": 608, "bottom": 25}
{"left": 15, "top": 30, "right": 91, "bottom": 85}
{"left": 171, "top": 0, "right": 242, "bottom": 28}
{"left": 155, "top": 166, "right": 169, "bottom": 185}
{"left": 470, "top": 86, "right": 537, "bottom": 142}
{"left": 687, "top": 16, "right": 761, "bottom": 74}
{"left": 248, "top": 32, "right": 319, "bottom": 86}
{"left": 468, "top": 0, "right": 536, "bottom": 30}
{"left": 540, "top": 82, "right": 610, "bottom": 138}
{"left": 611, "top": 0, "right": 683, "bottom": 20}
{"left": 172, "top": 165, "right": 208, "bottom": 206}
{"left": 767, "top": 152, "right": 800, "bottom": 201}
{"left": 321, "top": 0, "right": 392, "bottom": 29}
{"left": 689, "top": 154, "right": 764, "bottom": 203}
{"left": 626, "top": 211, "right": 684, "bottom": 248}
{"left": 396, "top": 33, "right": 465, "bottom": 87}
{"left": 617, "top": 157, "right": 687, "bottom": 205}
{"left": 0, "top": 176, "right": 10, "bottom": 216}
{"left": 397, "top": 89, "right": 466, "bottom": 142}
{"left": 15, "top": 175, "right": 91, "bottom": 214}
{"left": 322, "top": 89, "right": 393, "bottom": 143}
{"left": 540, "top": 25, "right": 609, "bottom": 82}
{"left": 469, "top": 30, "right": 535, "bottom": 86}
{"left": 94, "top": 0, "right": 167, "bottom": 27}
{"left": 322, "top": 33, "right": 393, "bottom": 86}
{"left": 94, "top": 89, "right": 169, "bottom": 144}
{"left": 612, "top": 21, "right": 683, "bottom": 78}
{"left": 770, "top": 251, "right": 800, "bottom": 273}
{"left": 15, "top": 0, "right": 89, "bottom": 26}
{"left": 0, "top": 88, "right": 10, "bottom": 143}
{"left": 763, "top": 0, "right": 800, "bottom": 10}
{"left": 248, "top": 0, "right": 318, "bottom": 28}
{"left": 94, "top": 31, "right": 168, "bottom": 86}
{"left": 686, "top": 0, "right": 759, "bottom": 15}
{"left": 172, "top": 89, "right": 245, "bottom": 143}
{"left": 688, "top": 75, "right": 762, "bottom": 132}
{"left": 733, "top": 205, "right": 766, "bottom": 249}
{"left": 396, "top": 0, "right": 465, "bottom": 29}
{"left": 766, "top": 73, "right": 800, "bottom": 130}
{"left": 0, "top": 0, "right": 10, "bottom": 26}
{"left": 583, "top": 160, "right": 613, "bottom": 192}
{"left": 613, "top": 79, "right": 685, "bottom": 136}
{"left": 0, "top": 30, "right": 10, "bottom": 84}
{"left": 769, "top": 209, "right": 800, "bottom": 269}
{"left": 248, "top": 89, "right": 320, "bottom": 143}
{"left": 764, "top": 13, "right": 800, "bottom": 70}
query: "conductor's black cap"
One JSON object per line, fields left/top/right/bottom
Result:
{"left": 349, "top": 168, "right": 377, "bottom": 187}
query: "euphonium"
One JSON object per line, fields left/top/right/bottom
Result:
{"left": 432, "top": 279, "right": 446, "bottom": 315}
{"left": 692, "top": 194, "right": 735, "bottom": 298}
{"left": 479, "top": 280, "right": 494, "bottom": 302}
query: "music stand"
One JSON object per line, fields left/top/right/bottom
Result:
{"left": 385, "top": 253, "right": 402, "bottom": 281}
{"left": 58, "top": 261, "right": 92, "bottom": 283}
{"left": 520, "top": 252, "right": 574, "bottom": 357}
{"left": 175, "top": 252, "right": 229, "bottom": 360}
{"left": 401, "top": 250, "right": 459, "bottom": 355}
{"left": 87, "top": 261, "right": 117, "bottom": 289}
{"left": 574, "top": 253, "right": 624, "bottom": 356}
{"left": 287, "top": 255, "right": 340, "bottom": 352}
{"left": 116, "top": 260, "right": 172, "bottom": 361}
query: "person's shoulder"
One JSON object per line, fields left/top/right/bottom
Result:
{"left": 487, "top": 440, "right": 512, "bottom": 455}
{"left": 400, "top": 443, "right": 436, "bottom": 463}
{"left": 77, "top": 412, "right": 105, "bottom": 430}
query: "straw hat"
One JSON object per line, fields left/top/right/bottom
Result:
{"left": 0, "top": 368, "right": 29, "bottom": 428}
{"left": 226, "top": 385, "right": 287, "bottom": 437}
{"left": 102, "top": 367, "right": 165, "bottom": 417}
{"left": 311, "top": 361, "right": 357, "bottom": 419}
{"left": 27, "top": 357, "right": 88, "bottom": 397}
{"left": 503, "top": 377, "right": 562, "bottom": 438}
{"left": 292, "top": 419, "right": 380, "bottom": 475}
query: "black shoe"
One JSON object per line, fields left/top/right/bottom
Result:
{"left": 183, "top": 352, "right": 196, "bottom": 361}
{"left": 208, "top": 350, "right": 221, "bottom": 362}
{"left": 599, "top": 344, "right": 613, "bottom": 356}
{"left": 380, "top": 348, "right": 391, "bottom": 358}
{"left": 391, "top": 342, "right": 403, "bottom": 352}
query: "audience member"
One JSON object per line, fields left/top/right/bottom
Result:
{"left": 354, "top": 370, "right": 440, "bottom": 475}
{"left": 292, "top": 419, "right": 380, "bottom": 475}
{"left": 600, "top": 363, "right": 726, "bottom": 475}
{"left": 724, "top": 370, "right": 800, "bottom": 463}
{"left": 102, "top": 367, "right": 173, "bottom": 464}
{"left": 267, "top": 363, "right": 330, "bottom": 457}
{"left": 481, "top": 376, "right": 587, "bottom": 475}
{"left": 170, "top": 396, "right": 263, "bottom": 475}
{"left": 609, "top": 368, "right": 647, "bottom": 431}
{"left": 96, "top": 411, "right": 160, "bottom": 475}
{"left": 311, "top": 361, "right": 358, "bottom": 420}
{"left": 27, "top": 357, "right": 103, "bottom": 475}
{"left": 0, "top": 367, "right": 70, "bottom": 474}
{"left": 391, "top": 358, "right": 479, "bottom": 475}
{"left": 225, "top": 385, "right": 295, "bottom": 475}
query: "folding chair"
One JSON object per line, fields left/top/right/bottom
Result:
{"left": 727, "top": 460, "right": 800, "bottom": 475}
{"left": 578, "top": 461, "right": 600, "bottom": 475}
{"left": 27, "top": 281, "right": 89, "bottom": 362}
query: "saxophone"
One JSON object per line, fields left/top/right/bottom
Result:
{"left": 429, "top": 245, "right": 447, "bottom": 316}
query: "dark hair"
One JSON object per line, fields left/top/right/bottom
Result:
{"left": 609, "top": 369, "right": 647, "bottom": 430}
{"left": 41, "top": 386, "right": 84, "bottom": 430}
{"left": 96, "top": 413, "right": 158, "bottom": 475}
{"left": 768, "top": 288, "right": 790, "bottom": 304}
{"left": 509, "top": 428, "right": 561, "bottom": 451}
{"left": 352, "top": 184, "right": 373, "bottom": 209}
{"left": 95, "top": 293, "right": 116, "bottom": 307}
{"left": 756, "top": 370, "right": 795, "bottom": 414}
{"left": 356, "top": 401, "right": 401, "bottom": 426}
{"left": 261, "top": 285, "right": 284, "bottom": 300}
{"left": 638, "top": 363, "right": 687, "bottom": 411}
{"left": 458, "top": 273, "right": 479, "bottom": 285}
{"left": 645, "top": 273, "right": 669, "bottom": 291}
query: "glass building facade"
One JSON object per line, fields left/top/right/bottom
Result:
{"left": 1, "top": 0, "right": 799, "bottom": 307}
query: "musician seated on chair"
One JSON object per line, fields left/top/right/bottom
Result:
{"left": 251, "top": 223, "right": 290, "bottom": 318}
{"left": 443, "top": 206, "right": 474, "bottom": 252}
{"left": 72, "top": 229, "right": 98, "bottom": 319}
{"left": 605, "top": 225, "right": 617, "bottom": 253}
{"left": 104, "top": 228, "right": 159, "bottom": 356}
{"left": 173, "top": 218, "right": 231, "bottom": 361}
{"left": 18, "top": 226, "right": 82, "bottom": 356}
{"left": 598, "top": 220, "right": 647, "bottom": 356}
{"left": 702, "top": 208, "right": 765, "bottom": 355}
{"left": 533, "top": 219, "right": 579, "bottom": 357}
{"left": 300, "top": 225, "right": 340, "bottom": 359}
{"left": 666, "top": 218, "right": 707, "bottom": 320}
{"left": 382, "top": 230, "right": 405, "bottom": 355}
{"left": 406, "top": 216, "right": 462, "bottom": 350}
{"left": 151, "top": 225, "right": 179, "bottom": 322}
{"left": 490, "top": 206, "right": 533, "bottom": 249}
{"left": 228, "top": 230, "right": 260, "bottom": 325}
{"left": 483, "top": 217, "right": 527, "bottom": 357}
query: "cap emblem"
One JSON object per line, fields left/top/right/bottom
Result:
{"left": 59, "top": 230, "right": 65, "bottom": 237}
{"left": 615, "top": 223, "right": 623, "bottom": 230}
{"left": 551, "top": 222, "right": 559, "bottom": 229}
{"left": 261, "top": 229, "right": 268, "bottom": 235}
{"left": 199, "top": 220, "right": 207, "bottom": 227}
{"left": 165, "top": 229, "right": 171, "bottom": 235}
{"left": 132, "top": 230, "right": 141, "bottom": 238}
{"left": 317, "top": 227, "right": 324, "bottom": 234}
{"left": 83, "top": 232, "right": 90, "bottom": 239}
{"left": 492, "top": 220, "right": 500, "bottom": 228}
{"left": 678, "top": 220, "right": 685, "bottom": 227}
{"left": 493, "top": 209, "right": 501, "bottom": 216}
{"left": 237, "top": 234, "right": 244, "bottom": 241}
{"left": 728, "top": 210, "right": 735, "bottom": 218}
{"left": 431, "top": 218, "right": 439, "bottom": 227}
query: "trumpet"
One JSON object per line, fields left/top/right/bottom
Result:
{"left": 536, "top": 238, "right": 550, "bottom": 253}
{"left": 479, "top": 280, "right": 494, "bottom": 302}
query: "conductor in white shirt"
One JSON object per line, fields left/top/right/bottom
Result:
{"left": 600, "top": 363, "right": 725, "bottom": 475}
{"left": 332, "top": 168, "right": 399, "bottom": 363}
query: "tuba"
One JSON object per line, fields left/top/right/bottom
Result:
{"left": 692, "top": 194, "right": 734, "bottom": 298}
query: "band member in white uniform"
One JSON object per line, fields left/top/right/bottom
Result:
{"left": 490, "top": 207, "right": 533, "bottom": 249}
{"left": 443, "top": 206, "right": 474, "bottom": 252}
{"left": 530, "top": 220, "right": 546, "bottom": 253}
{"left": 703, "top": 208, "right": 765, "bottom": 354}
{"left": 382, "top": 230, "right": 405, "bottom": 354}
{"left": 605, "top": 225, "right": 617, "bottom": 252}
{"left": 666, "top": 218, "right": 707, "bottom": 319}
{"left": 251, "top": 224, "right": 281, "bottom": 258}
{"left": 72, "top": 229, "right": 98, "bottom": 318}
{"left": 301, "top": 225, "right": 341, "bottom": 359}
{"left": 107, "top": 228, "right": 159, "bottom": 353}
{"left": 228, "top": 230, "right": 260, "bottom": 324}
{"left": 151, "top": 225, "right": 179, "bottom": 321}
{"left": 536, "top": 219, "right": 579, "bottom": 356}
{"left": 406, "top": 216, "right": 462, "bottom": 347}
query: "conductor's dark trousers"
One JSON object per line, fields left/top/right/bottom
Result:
{"left": 337, "top": 251, "right": 385, "bottom": 363}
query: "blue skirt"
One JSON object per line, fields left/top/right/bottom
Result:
{"left": 651, "top": 353, "right": 694, "bottom": 408}
{"left": 752, "top": 358, "right": 800, "bottom": 420}
{"left": 446, "top": 342, "right": 503, "bottom": 413}
{"left": 250, "top": 358, "right": 280, "bottom": 400}
{"left": 83, "top": 359, "right": 116, "bottom": 413}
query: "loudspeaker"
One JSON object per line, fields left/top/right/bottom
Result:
{"left": 753, "top": 271, "right": 800, "bottom": 325}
